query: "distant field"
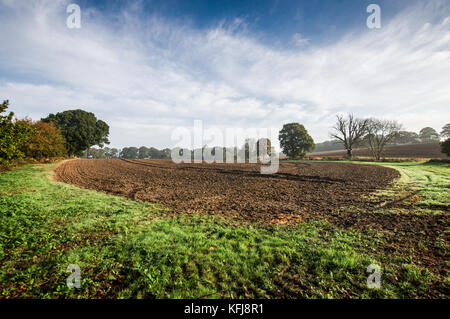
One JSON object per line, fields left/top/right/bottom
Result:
{"left": 308, "top": 143, "right": 447, "bottom": 159}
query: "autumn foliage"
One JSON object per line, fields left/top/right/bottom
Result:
{"left": 0, "top": 100, "right": 35, "bottom": 166}
{"left": 1, "top": 100, "right": 69, "bottom": 167}
{"left": 19, "top": 120, "right": 67, "bottom": 160}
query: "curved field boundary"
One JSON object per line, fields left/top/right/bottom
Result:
{"left": 54, "top": 159, "right": 400, "bottom": 225}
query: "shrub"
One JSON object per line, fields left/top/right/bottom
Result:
{"left": 20, "top": 120, "right": 67, "bottom": 160}
{"left": 0, "top": 100, "right": 36, "bottom": 167}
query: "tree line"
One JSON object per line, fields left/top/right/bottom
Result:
{"left": 328, "top": 114, "right": 449, "bottom": 159}
{"left": 3, "top": 98, "right": 447, "bottom": 166}
{"left": 85, "top": 146, "right": 172, "bottom": 159}
{"left": 315, "top": 125, "right": 445, "bottom": 153}
{"left": 278, "top": 116, "right": 450, "bottom": 160}
{"left": 85, "top": 117, "right": 450, "bottom": 162}
{"left": 0, "top": 100, "right": 109, "bottom": 168}
{"left": 90, "top": 138, "right": 273, "bottom": 160}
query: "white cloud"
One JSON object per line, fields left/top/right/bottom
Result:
{"left": 292, "top": 33, "right": 310, "bottom": 47}
{"left": 0, "top": 0, "right": 449, "bottom": 150}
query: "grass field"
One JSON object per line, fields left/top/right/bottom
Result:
{"left": 0, "top": 161, "right": 448, "bottom": 298}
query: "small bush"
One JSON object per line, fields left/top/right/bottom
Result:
{"left": 19, "top": 120, "right": 67, "bottom": 160}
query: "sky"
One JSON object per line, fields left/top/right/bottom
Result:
{"left": 0, "top": 0, "right": 449, "bottom": 150}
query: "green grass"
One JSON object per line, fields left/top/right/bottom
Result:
{"left": 381, "top": 161, "right": 450, "bottom": 208}
{"left": 0, "top": 161, "right": 448, "bottom": 298}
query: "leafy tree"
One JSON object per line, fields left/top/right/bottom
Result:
{"left": 0, "top": 100, "right": 36, "bottom": 166}
{"left": 441, "top": 138, "right": 450, "bottom": 156}
{"left": 120, "top": 147, "right": 139, "bottom": 159}
{"left": 144, "top": 147, "right": 171, "bottom": 159}
{"left": 85, "top": 147, "right": 120, "bottom": 158}
{"left": 279, "top": 123, "right": 315, "bottom": 159}
{"left": 160, "top": 148, "right": 171, "bottom": 159}
{"left": 42, "top": 109, "right": 110, "bottom": 156}
{"left": 393, "top": 131, "right": 420, "bottom": 145}
{"left": 440, "top": 123, "right": 450, "bottom": 139}
{"left": 419, "top": 127, "right": 439, "bottom": 142}
{"left": 147, "top": 147, "right": 161, "bottom": 159}
{"left": 364, "top": 119, "right": 402, "bottom": 160}
{"left": 330, "top": 114, "right": 369, "bottom": 159}
{"left": 105, "top": 147, "right": 119, "bottom": 158}
{"left": 85, "top": 147, "right": 106, "bottom": 158}
{"left": 138, "top": 146, "right": 150, "bottom": 159}
{"left": 20, "top": 120, "right": 67, "bottom": 160}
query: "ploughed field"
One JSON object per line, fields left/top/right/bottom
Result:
{"left": 55, "top": 159, "right": 400, "bottom": 224}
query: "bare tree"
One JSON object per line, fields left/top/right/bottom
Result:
{"left": 365, "top": 119, "right": 402, "bottom": 160}
{"left": 330, "top": 114, "right": 369, "bottom": 159}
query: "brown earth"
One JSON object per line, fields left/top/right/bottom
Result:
{"left": 54, "top": 159, "right": 401, "bottom": 225}
{"left": 307, "top": 142, "right": 447, "bottom": 159}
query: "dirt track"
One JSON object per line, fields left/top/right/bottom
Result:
{"left": 54, "top": 159, "right": 400, "bottom": 224}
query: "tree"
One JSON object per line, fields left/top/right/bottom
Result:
{"left": 147, "top": 147, "right": 160, "bottom": 159}
{"left": 279, "top": 123, "right": 315, "bottom": 159}
{"left": 85, "top": 147, "right": 106, "bottom": 158}
{"left": 83, "top": 147, "right": 121, "bottom": 158}
{"left": 105, "top": 147, "right": 119, "bottom": 158}
{"left": 120, "top": 147, "right": 138, "bottom": 159}
{"left": 42, "top": 109, "right": 110, "bottom": 156}
{"left": 419, "top": 127, "right": 439, "bottom": 142}
{"left": 393, "top": 131, "right": 420, "bottom": 145}
{"left": 364, "top": 119, "right": 402, "bottom": 160}
{"left": 160, "top": 148, "right": 171, "bottom": 159}
{"left": 441, "top": 138, "right": 450, "bottom": 156}
{"left": 440, "top": 123, "right": 450, "bottom": 140}
{"left": 330, "top": 114, "right": 369, "bottom": 159}
{"left": 138, "top": 146, "right": 150, "bottom": 159}
{"left": 145, "top": 147, "right": 171, "bottom": 159}
{"left": 20, "top": 120, "right": 67, "bottom": 160}
{"left": 0, "top": 100, "right": 36, "bottom": 166}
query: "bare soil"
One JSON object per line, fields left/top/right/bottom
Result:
{"left": 54, "top": 159, "right": 401, "bottom": 225}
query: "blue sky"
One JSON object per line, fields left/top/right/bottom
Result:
{"left": 0, "top": 0, "right": 449, "bottom": 149}
{"left": 71, "top": 0, "right": 421, "bottom": 50}
{"left": 76, "top": 0, "right": 411, "bottom": 38}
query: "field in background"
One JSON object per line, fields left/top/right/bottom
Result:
{"left": 307, "top": 142, "right": 446, "bottom": 159}
{"left": 0, "top": 160, "right": 448, "bottom": 298}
